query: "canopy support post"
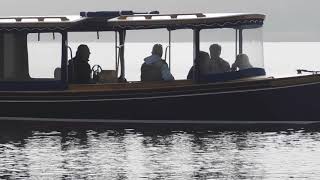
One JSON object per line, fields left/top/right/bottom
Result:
{"left": 193, "top": 28, "right": 200, "bottom": 82}
{"left": 235, "top": 29, "right": 238, "bottom": 57}
{"left": 239, "top": 29, "right": 243, "bottom": 54}
{"left": 61, "top": 31, "right": 68, "bottom": 83}
{"left": 115, "top": 31, "right": 118, "bottom": 76}
{"left": 169, "top": 30, "right": 172, "bottom": 72}
{"left": 96, "top": 31, "right": 100, "bottom": 39}
{"left": 118, "top": 30, "right": 126, "bottom": 82}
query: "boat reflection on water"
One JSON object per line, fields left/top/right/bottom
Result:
{"left": 1, "top": 125, "right": 320, "bottom": 179}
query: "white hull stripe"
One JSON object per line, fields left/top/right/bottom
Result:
{"left": 0, "top": 117, "right": 319, "bottom": 124}
{"left": 0, "top": 80, "right": 319, "bottom": 103}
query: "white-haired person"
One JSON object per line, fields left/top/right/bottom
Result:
{"left": 231, "top": 54, "right": 253, "bottom": 71}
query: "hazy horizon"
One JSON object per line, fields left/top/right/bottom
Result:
{"left": 1, "top": 0, "right": 320, "bottom": 42}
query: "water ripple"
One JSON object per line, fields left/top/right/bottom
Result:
{"left": 0, "top": 127, "right": 320, "bottom": 179}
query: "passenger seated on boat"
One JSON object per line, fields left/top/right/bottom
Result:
{"left": 187, "top": 51, "right": 211, "bottom": 79}
{"left": 140, "top": 44, "right": 174, "bottom": 82}
{"left": 209, "top": 44, "right": 230, "bottom": 73}
{"left": 231, "top": 54, "right": 253, "bottom": 71}
{"left": 68, "top": 44, "right": 92, "bottom": 83}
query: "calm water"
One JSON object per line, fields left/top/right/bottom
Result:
{"left": 1, "top": 126, "right": 320, "bottom": 179}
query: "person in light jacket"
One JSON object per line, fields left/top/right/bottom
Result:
{"left": 141, "top": 44, "right": 174, "bottom": 82}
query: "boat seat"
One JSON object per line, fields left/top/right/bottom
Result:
{"left": 202, "top": 68, "right": 266, "bottom": 83}
{"left": 54, "top": 67, "right": 61, "bottom": 80}
{"left": 98, "top": 70, "right": 118, "bottom": 83}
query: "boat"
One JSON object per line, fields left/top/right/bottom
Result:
{"left": 0, "top": 11, "right": 319, "bottom": 125}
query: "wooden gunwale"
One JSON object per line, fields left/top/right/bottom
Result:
{"left": 0, "top": 75, "right": 317, "bottom": 97}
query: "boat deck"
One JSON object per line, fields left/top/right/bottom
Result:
{"left": 67, "top": 74, "right": 320, "bottom": 93}
{"left": 0, "top": 75, "right": 318, "bottom": 96}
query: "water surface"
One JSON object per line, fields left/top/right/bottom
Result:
{"left": 3, "top": 42, "right": 320, "bottom": 179}
{"left": 1, "top": 126, "right": 320, "bottom": 179}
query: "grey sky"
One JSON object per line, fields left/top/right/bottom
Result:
{"left": 2, "top": 0, "right": 320, "bottom": 41}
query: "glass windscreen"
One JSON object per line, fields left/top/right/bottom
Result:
{"left": 242, "top": 28, "right": 264, "bottom": 69}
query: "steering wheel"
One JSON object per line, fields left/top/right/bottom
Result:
{"left": 91, "top": 64, "right": 102, "bottom": 81}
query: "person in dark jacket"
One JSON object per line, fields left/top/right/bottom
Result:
{"left": 187, "top": 51, "right": 211, "bottom": 80}
{"left": 68, "top": 44, "right": 92, "bottom": 83}
{"left": 209, "top": 44, "right": 230, "bottom": 73}
{"left": 141, "top": 44, "right": 174, "bottom": 82}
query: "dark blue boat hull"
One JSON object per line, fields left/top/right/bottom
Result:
{"left": 0, "top": 75, "right": 319, "bottom": 123}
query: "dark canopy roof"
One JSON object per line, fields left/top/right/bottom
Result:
{"left": 0, "top": 12, "right": 265, "bottom": 32}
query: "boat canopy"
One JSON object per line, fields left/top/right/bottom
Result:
{"left": 0, "top": 12, "right": 265, "bottom": 32}
{"left": 0, "top": 11, "right": 266, "bottom": 90}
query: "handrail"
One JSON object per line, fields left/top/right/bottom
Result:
{"left": 115, "top": 45, "right": 124, "bottom": 77}
{"left": 118, "top": 13, "right": 205, "bottom": 20}
{"left": 297, "top": 69, "right": 320, "bottom": 75}
{"left": 164, "top": 45, "right": 169, "bottom": 62}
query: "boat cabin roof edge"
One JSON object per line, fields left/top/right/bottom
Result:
{"left": 0, "top": 12, "right": 265, "bottom": 32}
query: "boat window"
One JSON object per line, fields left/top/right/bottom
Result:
{"left": 200, "top": 28, "right": 235, "bottom": 73}
{"left": 43, "top": 18, "right": 63, "bottom": 22}
{"left": 242, "top": 28, "right": 264, "bottom": 69}
{"left": 21, "top": 18, "right": 38, "bottom": 22}
{"left": 125, "top": 29, "right": 195, "bottom": 81}
{"left": 170, "top": 29, "right": 193, "bottom": 80}
{"left": 126, "top": 29, "right": 170, "bottom": 81}
{"left": 151, "top": 16, "right": 171, "bottom": 20}
{"left": 68, "top": 32, "right": 115, "bottom": 70}
{"left": 199, "top": 27, "right": 264, "bottom": 75}
{"left": 177, "top": 15, "right": 198, "bottom": 19}
{"left": 28, "top": 33, "right": 62, "bottom": 80}
{"left": 0, "top": 32, "right": 61, "bottom": 81}
{"left": 0, "top": 19, "right": 15, "bottom": 23}
{"left": 126, "top": 16, "right": 146, "bottom": 21}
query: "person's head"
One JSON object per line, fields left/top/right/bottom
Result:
{"left": 209, "top": 44, "right": 221, "bottom": 59}
{"left": 76, "top": 44, "right": 91, "bottom": 61}
{"left": 236, "top": 54, "right": 249, "bottom": 63}
{"left": 151, "top": 44, "right": 163, "bottom": 57}
{"left": 235, "top": 54, "right": 251, "bottom": 69}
